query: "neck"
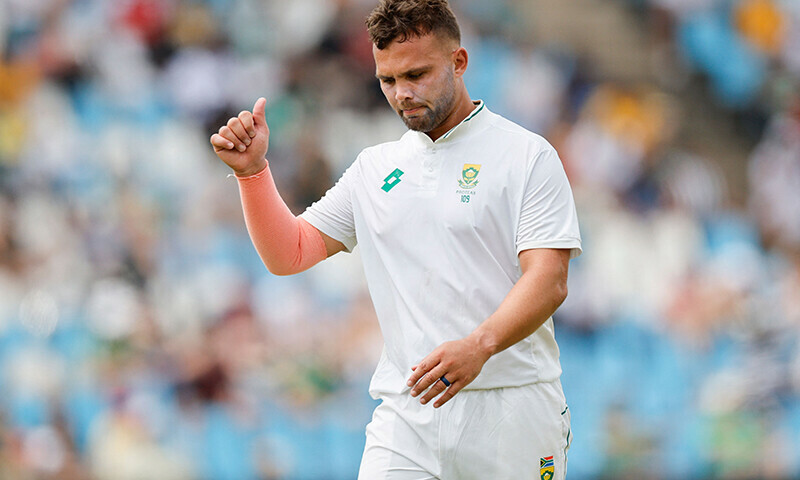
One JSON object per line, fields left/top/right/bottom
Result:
{"left": 426, "top": 86, "right": 475, "bottom": 142}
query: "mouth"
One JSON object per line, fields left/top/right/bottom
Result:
{"left": 401, "top": 106, "right": 425, "bottom": 116}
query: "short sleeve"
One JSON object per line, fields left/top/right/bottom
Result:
{"left": 516, "top": 144, "right": 582, "bottom": 258}
{"left": 299, "top": 157, "right": 360, "bottom": 252}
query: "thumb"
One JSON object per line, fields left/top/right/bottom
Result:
{"left": 253, "top": 97, "right": 267, "bottom": 125}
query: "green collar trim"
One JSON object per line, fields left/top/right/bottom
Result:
{"left": 440, "top": 101, "right": 485, "bottom": 141}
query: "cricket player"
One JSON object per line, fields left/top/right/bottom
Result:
{"left": 210, "top": 0, "right": 581, "bottom": 478}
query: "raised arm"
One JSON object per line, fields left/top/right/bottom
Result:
{"left": 210, "top": 98, "right": 345, "bottom": 275}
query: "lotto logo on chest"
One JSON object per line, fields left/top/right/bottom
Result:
{"left": 381, "top": 168, "right": 404, "bottom": 192}
{"left": 456, "top": 163, "right": 481, "bottom": 203}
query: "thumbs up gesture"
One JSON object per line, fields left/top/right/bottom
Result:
{"left": 210, "top": 97, "right": 269, "bottom": 177}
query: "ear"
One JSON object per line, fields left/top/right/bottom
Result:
{"left": 453, "top": 47, "right": 468, "bottom": 78}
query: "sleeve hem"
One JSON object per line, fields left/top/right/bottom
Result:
{"left": 299, "top": 211, "right": 357, "bottom": 253}
{"left": 234, "top": 162, "right": 270, "bottom": 181}
{"left": 516, "top": 239, "right": 582, "bottom": 259}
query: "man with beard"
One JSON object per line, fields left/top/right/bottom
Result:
{"left": 210, "top": 0, "right": 581, "bottom": 478}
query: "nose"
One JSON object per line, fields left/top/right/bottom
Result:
{"left": 394, "top": 80, "right": 413, "bottom": 103}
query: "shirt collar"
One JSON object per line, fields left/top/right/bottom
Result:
{"left": 406, "top": 100, "right": 487, "bottom": 148}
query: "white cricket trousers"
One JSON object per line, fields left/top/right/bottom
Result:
{"left": 358, "top": 380, "right": 571, "bottom": 480}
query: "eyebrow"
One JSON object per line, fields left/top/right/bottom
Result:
{"left": 376, "top": 66, "right": 432, "bottom": 81}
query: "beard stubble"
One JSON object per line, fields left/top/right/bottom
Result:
{"left": 397, "top": 71, "right": 456, "bottom": 133}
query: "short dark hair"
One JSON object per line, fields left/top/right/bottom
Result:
{"left": 366, "top": 0, "right": 461, "bottom": 50}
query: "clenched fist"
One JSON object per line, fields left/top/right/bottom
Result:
{"left": 210, "top": 97, "right": 269, "bottom": 177}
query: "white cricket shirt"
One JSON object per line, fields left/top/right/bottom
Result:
{"left": 300, "top": 102, "right": 582, "bottom": 396}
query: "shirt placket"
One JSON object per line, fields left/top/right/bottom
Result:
{"left": 420, "top": 145, "right": 440, "bottom": 194}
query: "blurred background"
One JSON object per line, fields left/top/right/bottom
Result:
{"left": 0, "top": 0, "right": 799, "bottom": 478}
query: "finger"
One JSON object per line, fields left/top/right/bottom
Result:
{"left": 226, "top": 117, "right": 250, "bottom": 149}
{"left": 253, "top": 97, "right": 266, "bottom": 125}
{"left": 210, "top": 133, "right": 235, "bottom": 151}
{"left": 238, "top": 110, "right": 256, "bottom": 138}
{"left": 420, "top": 377, "right": 449, "bottom": 405}
{"left": 433, "top": 383, "right": 463, "bottom": 408}
{"left": 410, "top": 365, "right": 446, "bottom": 397}
{"left": 407, "top": 360, "right": 432, "bottom": 390}
{"left": 217, "top": 126, "right": 242, "bottom": 147}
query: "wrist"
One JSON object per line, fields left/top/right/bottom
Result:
{"left": 234, "top": 158, "right": 268, "bottom": 178}
{"left": 468, "top": 326, "right": 499, "bottom": 360}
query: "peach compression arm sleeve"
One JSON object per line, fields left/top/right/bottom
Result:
{"left": 236, "top": 163, "right": 327, "bottom": 275}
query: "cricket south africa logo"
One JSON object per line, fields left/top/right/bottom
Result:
{"left": 540, "top": 456, "right": 554, "bottom": 480}
{"left": 381, "top": 168, "right": 404, "bottom": 192}
{"left": 458, "top": 163, "right": 481, "bottom": 189}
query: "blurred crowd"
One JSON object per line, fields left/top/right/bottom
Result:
{"left": 0, "top": 0, "right": 798, "bottom": 479}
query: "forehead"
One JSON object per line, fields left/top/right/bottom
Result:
{"left": 373, "top": 33, "right": 450, "bottom": 76}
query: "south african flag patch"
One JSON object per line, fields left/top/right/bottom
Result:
{"left": 540, "top": 456, "right": 554, "bottom": 480}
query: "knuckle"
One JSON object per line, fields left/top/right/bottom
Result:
{"left": 227, "top": 117, "right": 239, "bottom": 127}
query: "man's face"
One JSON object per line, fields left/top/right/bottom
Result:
{"left": 373, "top": 33, "right": 457, "bottom": 133}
